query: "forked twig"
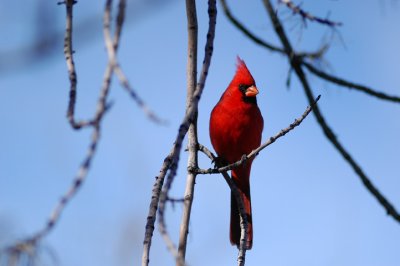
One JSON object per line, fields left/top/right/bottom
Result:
{"left": 262, "top": 0, "right": 400, "bottom": 223}
{"left": 278, "top": 0, "right": 343, "bottom": 27}
{"left": 219, "top": 0, "right": 329, "bottom": 60}
{"left": 1, "top": 0, "right": 148, "bottom": 263}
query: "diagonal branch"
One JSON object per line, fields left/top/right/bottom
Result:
{"left": 196, "top": 95, "right": 319, "bottom": 175}
{"left": 220, "top": 0, "right": 330, "bottom": 61}
{"left": 3, "top": 122, "right": 103, "bottom": 259}
{"left": 220, "top": 0, "right": 284, "bottom": 54}
{"left": 263, "top": 0, "right": 400, "bottom": 223}
{"left": 303, "top": 61, "right": 400, "bottom": 103}
{"left": 196, "top": 94, "right": 319, "bottom": 264}
{"left": 278, "top": 0, "right": 343, "bottom": 27}
{"left": 142, "top": 151, "right": 174, "bottom": 266}
{"left": 103, "top": 0, "right": 165, "bottom": 124}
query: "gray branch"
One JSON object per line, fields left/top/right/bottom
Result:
{"left": 177, "top": 0, "right": 217, "bottom": 265}
{"left": 262, "top": 0, "right": 400, "bottom": 223}
{"left": 302, "top": 61, "right": 400, "bottom": 104}
{"left": 142, "top": 1, "right": 216, "bottom": 265}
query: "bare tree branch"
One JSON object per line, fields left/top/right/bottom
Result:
{"left": 219, "top": 0, "right": 329, "bottom": 60}
{"left": 3, "top": 122, "right": 103, "bottom": 257}
{"left": 177, "top": 0, "right": 217, "bottom": 264}
{"left": 142, "top": 151, "right": 174, "bottom": 266}
{"left": 278, "top": 0, "right": 343, "bottom": 27}
{"left": 0, "top": 1, "right": 175, "bottom": 74}
{"left": 197, "top": 144, "right": 248, "bottom": 266}
{"left": 262, "top": 0, "right": 400, "bottom": 223}
{"left": 303, "top": 61, "right": 400, "bottom": 103}
{"left": 220, "top": 0, "right": 284, "bottom": 54}
{"left": 195, "top": 94, "right": 320, "bottom": 264}
{"left": 157, "top": 0, "right": 199, "bottom": 262}
{"left": 142, "top": 1, "right": 216, "bottom": 264}
{"left": 0, "top": 0, "right": 149, "bottom": 263}
{"left": 103, "top": 0, "right": 165, "bottom": 124}
{"left": 63, "top": 0, "right": 92, "bottom": 129}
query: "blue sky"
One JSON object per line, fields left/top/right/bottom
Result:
{"left": 1, "top": 1, "right": 399, "bottom": 266}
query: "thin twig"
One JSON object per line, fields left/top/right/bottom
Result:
{"left": 197, "top": 95, "right": 320, "bottom": 175}
{"left": 6, "top": 123, "right": 102, "bottom": 249}
{"left": 115, "top": 66, "right": 167, "bottom": 124}
{"left": 142, "top": 151, "right": 174, "bottom": 266}
{"left": 64, "top": 0, "right": 92, "bottom": 129}
{"left": 219, "top": 0, "right": 328, "bottom": 60}
{"left": 103, "top": 0, "right": 165, "bottom": 124}
{"left": 278, "top": 0, "right": 343, "bottom": 27}
{"left": 263, "top": 0, "right": 400, "bottom": 223}
{"left": 166, "top": 196, "right": 185, "bottom": 203}
{"left": 1, "top": 1, "right": 123, "bottom": 263}
{"left": 220, "top": 0, "right": 283, "bottom": 54}
{"left": 303, "top": 61, "right": 400, "bottom": 103}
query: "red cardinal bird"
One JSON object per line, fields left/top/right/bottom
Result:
{"left": 209, "top": 57, "right": 264, "bottom": 249}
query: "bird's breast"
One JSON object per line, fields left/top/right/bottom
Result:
{"left": 210, "top": 102, "right": 263, "bottom": 164}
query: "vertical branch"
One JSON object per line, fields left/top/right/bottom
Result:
{"left": 177, "top": 0, "right": 198, "bottom": 263}
{"left": 144, "top": 2, "right": 213, "bottom": 264}
{"left": 196, "top": 144, "right": 248, "bottom": 266}
{"left": 177, "top": 0, "right": 217, "bottom": 263}
{"left": 63, "top": 0, "right": 91, "bottom": 129}
{"left": 222, "top": 172, "right": 248, "bottom": 266}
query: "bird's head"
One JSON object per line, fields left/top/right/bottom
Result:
{"left": 228, "top": 57, "right": 259, "bottom": 104}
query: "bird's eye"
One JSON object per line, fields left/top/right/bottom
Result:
{"left": 239, "top": 84, "right": 248, "bottom": 93}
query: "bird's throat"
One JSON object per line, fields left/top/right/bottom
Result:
{"left": 242, "top": 96, "right": 257, "bottom": 105}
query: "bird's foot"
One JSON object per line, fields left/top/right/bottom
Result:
{"left": 212, "top": 156, "right": 228, "bottom": 168}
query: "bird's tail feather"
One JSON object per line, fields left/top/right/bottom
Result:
{"left": 230, "top": 166, "right": 252, "bottom": 250}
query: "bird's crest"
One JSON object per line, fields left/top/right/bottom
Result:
{"left": 234, "top": 56, "right": 255, "bottom": 86}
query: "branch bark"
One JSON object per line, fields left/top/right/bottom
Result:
{"left": 2, "top": 0, "right": 125, "bottom": 261}
{"left": 177, "top": 1, "right": 217, "bottom": 263}
{"left": 197, "top": 94, "right": 319, "bottom": 265}
{"left": 197, "top": 144, "right": 248, "bottom": 266}
{"left": 262, "top": 0, "right": 400, "bottom": 223}
{"left": 176, "top": 0, "right": 199, "bottom": 264}
{"left": 278, "top": 0, "right": 342, "bottom": 27}
{"left": 64, "top": 0, "right": 92, "bottom": 129}
{"left": 143, "top": 1, "right": 216, "bottom": 265}
{"left": 302, "top": 61, "right": 400, "bottom": 103}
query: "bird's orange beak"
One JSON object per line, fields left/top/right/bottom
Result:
{"left": 245, "top": 85, "right": 259, "bottom": 97}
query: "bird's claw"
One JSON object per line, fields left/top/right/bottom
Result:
{"left": 212, "top": 156, "right": 228, "bottom": 168}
